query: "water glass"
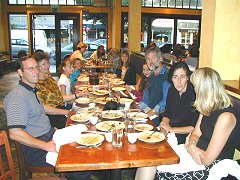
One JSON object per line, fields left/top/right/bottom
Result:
{"left": 112, "top": 128, "right": 123, "bottom": 147}
{"left": 126, "top": 119, "right": 136, "bottom": 134}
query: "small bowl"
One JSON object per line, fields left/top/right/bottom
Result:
{"left": 105, "top": 132, "right": 112, "bottom": 142}
{"left": 90, "top": 116, "right": 98, "bottom": 125}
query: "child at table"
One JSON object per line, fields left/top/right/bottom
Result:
{"left": 126, "top": 63, "right": 151, "bottom": 102}
{"left": 116, "top": 49, "right": 129, "bottom": 80}
{"left": 70, "top": 58, "right": 83, "bottom": 86}
{"left": 58, "top": 58, "right": 88, "bottom": 109}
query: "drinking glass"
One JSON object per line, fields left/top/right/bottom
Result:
{"left": 126, "top": 119, "right": 136, "bottom": 134}
{"left": 112, "top": 128, "right": 123, "bottom": 147}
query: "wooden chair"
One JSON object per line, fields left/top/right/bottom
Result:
{"left": 0, "top": 130, "right": 16, "bottom": 180}
{"left": 14, "top": 141, "right": 65, "bottom": 180}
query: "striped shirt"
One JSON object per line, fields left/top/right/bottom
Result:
{"left": 4, "top": 81, "right": 51, "bottom": 137}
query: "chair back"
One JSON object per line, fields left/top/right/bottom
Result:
{"left": 14, "top": 141, "right": 59, "bottom": 180}
{"left": 0, "top": 130, "right": 16, "bottom": 180}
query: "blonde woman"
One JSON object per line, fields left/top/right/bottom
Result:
{"left": 135, "top": 67, "right": 239, "bottom": 180}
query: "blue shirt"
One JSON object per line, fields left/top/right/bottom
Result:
{"left": 138, "top": 65, "right": 170, "bottom": 113}
{"left": 70, "top": 70, "right": 81, "bottom": 86}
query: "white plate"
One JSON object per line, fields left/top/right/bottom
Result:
{"left": 95, "top": 121, "right": 125, "bottom": 132}
{"left": 75, "top": 97, "right": 90, "bottom": 104}
{"left": 138, "top": 131, "right": 165, "bottom": 143}
{"left": 78, "top": 77, "right": 89, "bottom": 82}
{"left": 78, "top": 86, "right": 88, "bottom": 91}
{"left": 70, "top": 113, "right": 92, "bottom": 123}
{"left": 119, "top": 98, "right": 133, "bottom": 105}
{"left": 111, "top": 79, "right": 125, "bottom": 85}
{"left": 102, "top": 110, "right": 124, "bottom": 119}
{"left": 129, "top": 112, "right": 149, "bottom": 120}
{"left": 76, "top": 134, "right": 104, "bottom": 146}
{"left": 134, "top": 124, "right": 153, "bottom": 132}
{"left": 95, "top": 97, "right": 116, "bottom": 104}
{"left": 93, "top": 89, "right": 109, "bottom": 96}
{"left": 112, "top": 87, "right": 126, "bottom": 91}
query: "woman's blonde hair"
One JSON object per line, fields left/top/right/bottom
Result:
{"left": 190, "top": 67, "right": 232, "bottom": 116}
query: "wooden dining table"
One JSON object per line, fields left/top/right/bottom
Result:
{"left": 55, "top": 81, "right": 180, "bottom": 179}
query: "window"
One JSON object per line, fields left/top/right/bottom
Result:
{"left": 83, "top": 12, "right": 108, "bottom": 51}
{"left": 122, "top": 0, "right": 202, "bottom": 9}
{"left": 8, "top": 0, "right": 94, "bottom": 5}
{"left": 176, "top": 19, "right": 199, "bottom": 49}
{"left": 121, "top": 13, "right": 200, "bottom": 51}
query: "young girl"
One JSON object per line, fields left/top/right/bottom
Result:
{"left": 58, "top": 58, "right": 88, "bottom": 109}
{"left": 116, "top": 50, "right": 129, "bottom": 80}
{"left": 70, "top": 58, "right": 83, "bottom": 86}
{"left": 127, "top": 63, "right": 151, "bottom": 102}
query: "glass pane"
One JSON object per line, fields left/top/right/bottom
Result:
{"left": 160, "top": 0, "right": 167, "bottom": 7}
{"left": 32, "top": 15, "right": 55, "bottom": 72}
{"left": 42, "top": 0, "right": 50, "bottom": 4}
{"left": 67, "top": 0, "right": 75, "bottom": 5}
{"left": 197, "top": 0, "right": 202, "bottom": 9}
{"left": 168, "top": 0, "right": 175, "bottom": 8}
{"left": 153, "top": 0, "right": 160, "bottom": 7}
{"left": 18, "top": 0, "right": 25, "bottom": 4}
{"left": 60, "top": 20, "right": 74, "bottom": 60}
{"left": 83, "top": 13, "right": 108, "bottom": 58}
{"left": 176, "top": 19, "right": 199, "bottom": 49}
{"left": 34, "top": 0, "right": 42, "bottom": 4}
{"left": 176, "top": 0, "right": 182, "bottom": 8}
{"left": 151, "top": 18, "right": 174, "bottom": 48}
{"left": 50, "top": 0, "right": 58, "bottom": 5}
{"left": 183, "top": 0, "right": 190, "bottom": 8}
{"left": 122, "top": 0, "right": 128, "bottom": 6}
{"left": 190, "top": 0, "right": 197, "bottom": 8}
{"left": 9, "top": 0, "right": 17, "bottom": 4}
{"left": 141, "top": 17, "right": 149, "bottom": 49}
{"left": 143, "top": 0, "right": 152, "bottom": 7}
{"left": 9, "top": 14, "right": 28, "bottom": 59}
{"left": 59, "top": 0, "right": 67, "bottom": 5}
{"left": 122, "top": 15, "right": 128, "bottom": 44}
{"left": 26, "top": 0, "right": 33, "bottom": 4}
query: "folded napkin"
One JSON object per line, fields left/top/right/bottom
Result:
{"left": 46, "top": 152, "right": 58, "bottom": 166}
{"left": 46, "top": 124, "right": 87, "bottom": 166}
{"left": 53, "top": 124, "right": 88, "bottom": 152}
{"left": 157, "top": 133, "right": 205, "bottom": 173}
{"left": 207, "top": 159, "right": 240, "bottom": 180}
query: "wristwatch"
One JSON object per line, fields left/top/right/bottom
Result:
{"left": 74, "top": 93, "right": 78, "bottom": 99}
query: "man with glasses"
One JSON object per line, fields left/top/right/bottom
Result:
{"left": 4, "top": 56, "right": 91, "bottom": 179}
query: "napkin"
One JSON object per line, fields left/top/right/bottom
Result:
{"left": 53, "top": 124, "right": 87, "bottom": 152}
{"left": 157, "top": 133, "right": 206, "bottom": 173}
{"left": 46, "top": 124, "right": 87, "bottom": 166}
{"left": 46, "top": 152, "right": 58, "bottom": 166}
{"left": 207, "top": 159, "right": 240, "bottom": 180}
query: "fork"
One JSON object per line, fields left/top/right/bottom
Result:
{"left": 147, "top": 130, "right": 158, "bottom": 139}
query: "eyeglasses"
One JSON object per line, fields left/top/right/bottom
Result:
{"left": 24, "top": 66, "right": 40, "bottom": 72}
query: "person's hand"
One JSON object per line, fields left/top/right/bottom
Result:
{"left": 160, "top": 121, "right": 171, "bottom": 132}
{"left": 45, "top": 140, "right": 56, "bottom": 152}
{"left": 146, "top": 109, "right": 156, "bottom": 116}
{"left": 187, "top": 144, "right": 205, "bottom": 165}
{"left": 125, "top": 85, "right": 132, "bottom": 92}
